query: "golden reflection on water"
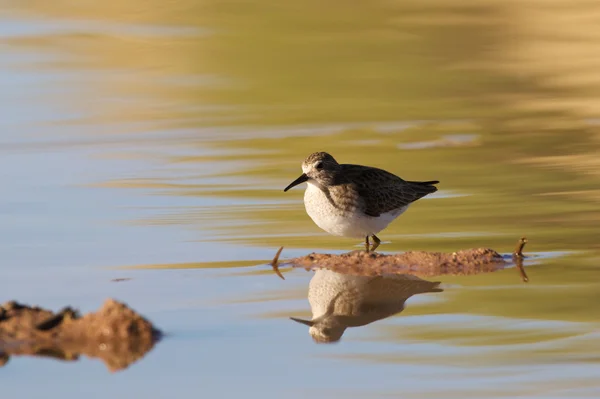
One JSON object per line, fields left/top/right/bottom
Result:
{"left": 3, "top": 0, "right": 600, "bottom": 393}
{"left": 5, "top": 0, "right": 600, "bottom": 127}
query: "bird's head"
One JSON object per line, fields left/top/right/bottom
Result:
{"left": 284, "top": 152, "right": 340, "bottom": 192}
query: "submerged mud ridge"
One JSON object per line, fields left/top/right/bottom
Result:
{"left": 0, "top": 299, "right": 161, "bottom": 372}
{"left": 271, "top": 238, "right": 529, "bottom": 281}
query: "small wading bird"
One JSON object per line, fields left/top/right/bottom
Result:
{"left": 284, "top": 152, "right": 439, "bottom": 252}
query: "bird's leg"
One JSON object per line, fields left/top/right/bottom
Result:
{"left": 370, "top": 235, "right": 381, "bottom": 252}
{"left": 365, "top": 236, "right": 370, "bottom": 252}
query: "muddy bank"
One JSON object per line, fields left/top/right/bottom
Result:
{"left": 290, "top": 247, "right": 509, "bottom": 277}
{"left": 0, "top": 299, "right": 161, "bottom": 372}
{"left": 271, "top": 238, "right": 529, "bottom": 281}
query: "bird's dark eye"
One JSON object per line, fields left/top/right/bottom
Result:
{"left": 315, "top": 162, "right": 324, "bottom": 170}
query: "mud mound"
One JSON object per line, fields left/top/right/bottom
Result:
{"left": 0, "top": 299, "right": 161, "bottom": 372}
{"left": 270, "top": 237, "right": 529, "bottom": 281}
{"left": 290, "top": 247, "right": 506, "bottom": 277}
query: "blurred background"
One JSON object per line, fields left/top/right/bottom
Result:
{"left": 1, "top": 1, "right": 599, "bottom": 398}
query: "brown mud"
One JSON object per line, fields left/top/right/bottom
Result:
{"left": 271, "top": 237, "right": 530, "bottom": 281}
{"left": 0, "top": 299, "right": 161, "bottom": 372}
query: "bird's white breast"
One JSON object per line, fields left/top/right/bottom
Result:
{"left": 303, "top": 182, "right": 407, "bottom": 238}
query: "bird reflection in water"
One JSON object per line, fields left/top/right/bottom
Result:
{"left": 290, "top": 269, "right": 443, "bottom": 343}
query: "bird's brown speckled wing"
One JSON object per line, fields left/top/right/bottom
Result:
{"left": 339, "top": 164, "right": 438, "bottom": 217}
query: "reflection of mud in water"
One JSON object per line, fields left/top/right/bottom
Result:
{"left": 0, "top": 299, "right": 162, "bottom": 372}
{"left": 290, "top": 270, "right": 443, "bottom": 343}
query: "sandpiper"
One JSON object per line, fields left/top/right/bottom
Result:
{"left": 283, "top": 152, "right": 439, "bottom": 252}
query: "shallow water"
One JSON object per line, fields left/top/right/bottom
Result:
{"left": 1, "top": 2, "right": 600, "bottom": 398}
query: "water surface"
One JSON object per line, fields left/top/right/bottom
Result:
{"left": 1, "top": 1, "right": 599, "bottom": 398}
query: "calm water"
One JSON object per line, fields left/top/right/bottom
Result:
{"left": 1, "top": 1, "right": 600, "bottom": 398}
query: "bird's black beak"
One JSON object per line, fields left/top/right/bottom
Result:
{"left": 289, "top": 317, "right": 314, "bottom": 327}
{"left": 284, "top": 173, "right": 309, "bottom": 192}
